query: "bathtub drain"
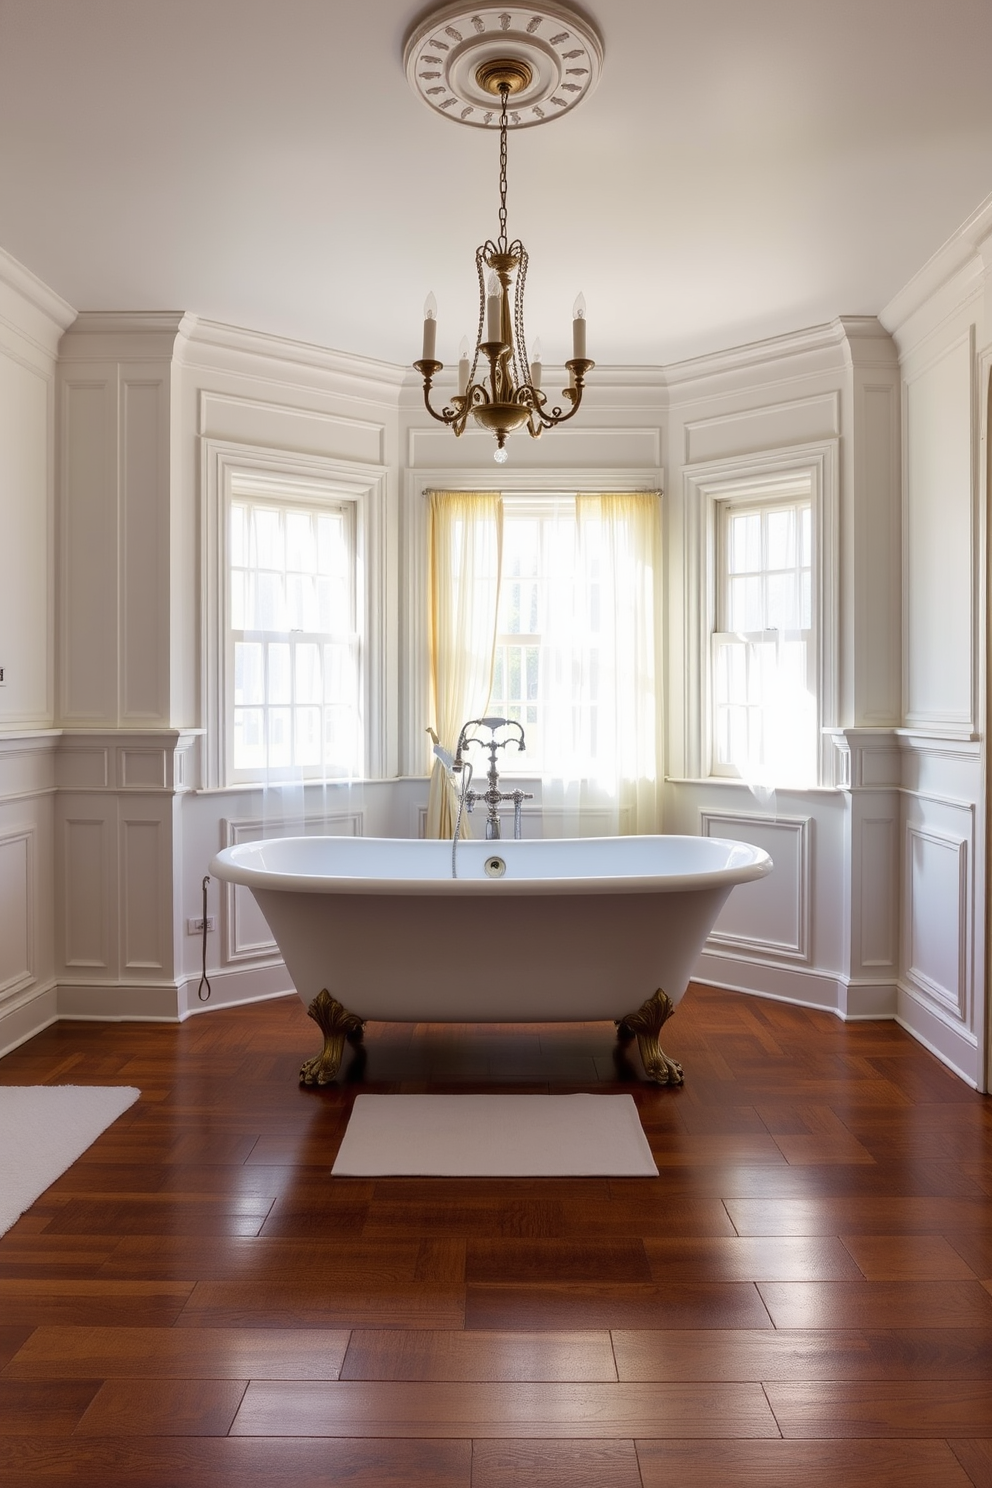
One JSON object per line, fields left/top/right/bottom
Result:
{"left": 484, "top": 855, "right": 507, "bottom": 878}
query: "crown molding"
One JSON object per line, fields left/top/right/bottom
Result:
{"left": 58, "top": 310, "right": 196, "bottom": 362}
{"left": 182, "top": 317, "right": 408, "bottom": 395}
{"left": 661, "top": 319, "right": 853, "bottom": 399}
{"left": 0, "top": 246, "right": 76, "bottom": 358}
{"left": 879, "top": 189, "right": 992, "bottom": 339}
{"left": 0, "top": 247, "right": 75, "bottom": 331}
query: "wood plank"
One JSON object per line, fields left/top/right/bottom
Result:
{"left": 3, "top": 1325, "right": 350, "bottom": 1380}
{"left": 0, "top": 1279, "right": 193, "bottom": 1327}
{"left": 642, "top": 1236, "right": 863, "bottom": 1282}
{"left": 340, "top": 1329, "right": 617, "bottom": 1382}
{"left": 949, "top": 1439, "right": 992, "bottom": 1487}
{"left": 0, "top": 1438, "right": 473, "bottom": 1488}
{"left": 96, "top": 1235, "right": 425, "bottom": 1282}
{"left": 0, "top": 1379, "right": 101, "bottom": 1434}
{"left": 228, "top": 1379, "right": 780, "bottom": 1437}
{"left": 635, "top": 1438, "right": 974, "bottom": 1486}
{"left": 464, "top": 1239, "right": 652, "bottom": 1284}
{"left": 764, "top": 1379, "right": 992, "bottom": 1436}
{"left": 75, "top": 1377, "right": 248, "bottom": 1436}
{"left": 839, "top": 1233, "right": 979, "bottom": 1279}
{"left": 177, "top": 1282, "right": 466, "bottom": 1330}
{"left": 465, "top": 1282, "right": 774, "bottom": 1331}
{"left": 726, "top": 1196, "right": 992, "bottom": 1235}
{"left": 470, "top": 1438, "right": 643, "bottom": 1487}
{"left": 757, "top": 1279, "right": 992, "bottom": 1329}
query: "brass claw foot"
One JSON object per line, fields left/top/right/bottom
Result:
{"left": 617, "top": 988, "right": 684, "bottom": 1086}
{"left": 300, "top": 988, "right": 365, "bottom": 1086}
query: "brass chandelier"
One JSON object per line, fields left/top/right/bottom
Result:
{"left": 413, "top": 59, "right": 594, "bottom": 463}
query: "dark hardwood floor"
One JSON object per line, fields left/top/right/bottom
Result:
{"left": 1, "top": 983, "right": 991, "bottom": 1486}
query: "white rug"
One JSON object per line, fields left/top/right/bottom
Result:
{"left": 331, "top": 1093, "right": 658, "bottom": 1177}
{"left": 0, "top": 1085, "right": 141, "bottom": 1236}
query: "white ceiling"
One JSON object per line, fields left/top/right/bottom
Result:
{"left": 2, "top": 0, "right": 991, "bottom": 369}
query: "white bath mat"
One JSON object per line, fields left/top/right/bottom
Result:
{"left": 331, "top": 1093, "right": 658, "bottom": 1177}
{"left": 0, "top": 1085, "right": 140, "bottom": 1236}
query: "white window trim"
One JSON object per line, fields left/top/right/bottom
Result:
{"left": 201, "top": 439, "right": 389, "bottom": 790}
{"left": 682, "top": 441, "right": 839, "bottom": 787}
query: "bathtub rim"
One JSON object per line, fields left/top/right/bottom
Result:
{"left": 209, "top": 833, "right": 773, "bottom": 898}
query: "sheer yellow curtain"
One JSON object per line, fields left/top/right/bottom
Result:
{"left": 542, "top": 492, "right": 663, "bottom": 835}
{"left": 426, "top": 491, "right": 504, "bottom": 838}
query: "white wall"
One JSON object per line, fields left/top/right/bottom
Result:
{"left": 0, "top": 250, "right": 73, "bottom": 1053}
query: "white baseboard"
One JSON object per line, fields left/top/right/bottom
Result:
{"left": 55, "top": 980, "right": 185, "bottom": 1022}
{"left": 177, "top": 963, "right": 296, "bottom": 1019}
{"left": 696, "top": 948, "right": 899, "bottom": 1018}
{"left": 895, "top": 982, "right": 981, "bottom": 1090}
{"left": 0, "top": 981, "right": 58, "bottom": 1057}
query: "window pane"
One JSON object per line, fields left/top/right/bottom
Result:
{"left": 730, "top": 512, "right": 761, "bottom": 573}
{"left": 295, "top": 642, "right": 322, "bottom": 704}
{"left": 234, "top": 642, "right": 264, "bottom": 705}
{"left": 766, "top": 508, "right": 794, "bottom": 571}
{"left": 268, "top": 642, "right": 291, "bottom": 705}
{"left": 766, "top": 571, "right": 800, "bottom": 630}
{"left": 251, "top": 508, "right": 283, "bottom": 569}
{"left": 286, "top": 512, "right": 315, "bottom": 574}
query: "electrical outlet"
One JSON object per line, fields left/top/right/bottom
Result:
{"left": 0, "top": 666, "right": 6, "bottom": 685}
{"left": 186, "top": 915, "right": 216, "bottom": 935}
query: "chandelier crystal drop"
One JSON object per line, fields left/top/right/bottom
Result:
{"left": 413, "top": 64, "right": 594, "bottom": 462}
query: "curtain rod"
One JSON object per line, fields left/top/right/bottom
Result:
{"left": 421, "top": 487, "right": 663, "bottom": 498}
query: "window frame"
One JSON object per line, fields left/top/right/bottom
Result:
{"left": 682, "top": 442, "right": 839, "bottom": 788}
{"left": 710, "top": 483, "right": 814, "bottom": 782}
{"left": 227, "top": 492, "right": 360, "bottom": 785}
{"left": 201, "top": 441, "right": 389, "bottom": 790}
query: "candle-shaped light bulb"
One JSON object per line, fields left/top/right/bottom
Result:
{"left": 530, "top": 336, "right": 543, "bottom": 390}
{"left": 422, "top": 293, "right": 437, "bottom": 362}
{"left": 458, "top": 335, "right": 470, "bottom": 396}
{"left": 572, "top": 293, "right": 587, "bottom": 360}
{"left": 486, "top": 272, "right": 502, "bottom": 343}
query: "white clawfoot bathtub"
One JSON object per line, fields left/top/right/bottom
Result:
{"left": 209, "top": 834, "right": 772, "bottom": 1085}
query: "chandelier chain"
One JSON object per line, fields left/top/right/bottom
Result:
{"left": 498, "top": 86, "right": 509, "bottom": 251}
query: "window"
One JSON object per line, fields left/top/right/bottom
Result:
{"left": 489, "top": 498, "right": 583, "bottom": 774}
{"left": 228, "top": 495, "right": 361, "bottom": 781}
{"left": 711, "top": 483, "right": 816, "bottom": 786}
{"left": 487, "top": 494, "right": 661, "bottom": 787}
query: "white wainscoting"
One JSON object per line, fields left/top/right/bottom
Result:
{"left": 700, "top": 810, "right": 811, "bottom": 963}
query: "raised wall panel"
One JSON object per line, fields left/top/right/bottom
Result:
{"left": 0, "top": 352, "right": 52, "bottom": 727}
{"left": 904, "top": 336, "right": 974, "bottom": 731}
{"left": 121, "top": 379, "right": 168, "bottom": 722}
{"left": 121, "top": 817, "right": 165, "bottom": 970}
{"left": 63, "top": 817, "right": 111, "bottom": 968}
{"left": 61, "top": 380, "right": 117, "bottom": 722}
{"left": 199, "top": 390, "right": 386, "bottom": 466}
{"left": 701, "top": 810, "right": 811, "bottom": 962}
{"left": 220, "top": 814, "right": 361, "bottom": 965}
{"left": 859, "top": 815, "right": 898, "bottom": 967}
{"left": 906, "top": 824, "right": 967, "bottom": 1021}
{"left": 683, "top": 392, "right": 839, "bottom": 465}
{"left": 58, "top": 747, "right": 110, "bottom": 790}
{"left": 120, "top": 748, "right": 168, "bottom": 789}
{"left": 856, "top": 382, "right": 901, "bottom": 725}
{"left": 0, "top": 828, "right": 33, "bottom": 997}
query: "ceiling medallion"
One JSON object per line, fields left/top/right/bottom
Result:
{"left": 403, "top": 2, "right": 604, "bottom": 129}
